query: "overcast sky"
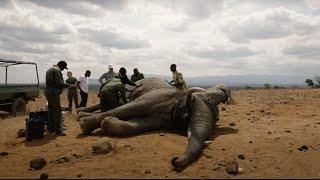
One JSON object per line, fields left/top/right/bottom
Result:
{"left": 0, "top": 0, "right": 320, "bottom": 83}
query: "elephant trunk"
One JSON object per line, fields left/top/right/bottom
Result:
{"left": 171, "top": 95, "right": 214, "bottom": 171}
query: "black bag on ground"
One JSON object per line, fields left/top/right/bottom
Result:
{"left": 26, "top": 111, "right": 49, "bottom": 141}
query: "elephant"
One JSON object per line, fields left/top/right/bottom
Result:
{"left": 77, "top": 77, "right": 231, "bottom": 171}
{"left": 76, "top": 77, "right": 170, "bottom": 113}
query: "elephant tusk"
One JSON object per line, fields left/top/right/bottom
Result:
{"left": 186, "top": 87, "right": 206, "bottom": 104}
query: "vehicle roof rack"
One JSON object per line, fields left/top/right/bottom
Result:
{"left": 0, "top": 59, "right": 37, "bottom": 67}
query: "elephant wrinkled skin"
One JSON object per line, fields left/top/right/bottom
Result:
{"left": 77, "top": 77, "right": 231, "bottom": 171}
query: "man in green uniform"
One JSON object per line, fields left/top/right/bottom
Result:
{"left": 169, "top": 64, "right": 186, "bottom": 90}
{"left": 66, "top": 71, "right": 78, "bottom": 113}
{"left": 131, "top": 68, "right": 145, "bottom": 82}
{"left": 98, "top": 77, "right": 128, "bottom": 112}
{"left": 44, "top": 61, "right": 68, "bottom": 136}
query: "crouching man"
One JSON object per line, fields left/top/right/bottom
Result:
{"left": 99, "top": 78, "right": 128, "bottom": 112}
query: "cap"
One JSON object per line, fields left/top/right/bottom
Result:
{"left": 108, "top": 65, "right": 113, "bottom": 69}
{"left": 57, "top": 60, "right": 68, "bottom": 70}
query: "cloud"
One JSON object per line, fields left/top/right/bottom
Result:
{"left": 79, "top": 28, "right": 150, "bottom": 49}
{"left": 189, "top": 46, "right": 256, "bottom": 59}
{"left": 283, "top": 42, "right": 320, "bottom": 59}
{"left": 27, "top": 0, "right": 127, "bottom": 16}
{"left": 223, "top": 7, "right": 320, "bottom": 42}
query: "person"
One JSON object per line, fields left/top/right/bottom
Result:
{"left": 117, "top": 67, "right": 140, "bottom": 87}
{"left": 169, "top": 64, "right": 186, "bottom": 90}
{"left": 131, "top": 68, "right": 145, "bottom": 82}
{"left": 78, "top": 70, "right": 91, "bottom": 107}
{"left": 98, "top": 77, "right": 128, "bottom": 112}
{"left": 99, "top": 65, "right": 117, "bottom": 84}
{"left": 66, "top": 71, "right": 79, "bottom": 112}
{"left": 44, "top": 61, "right": 68, "bottom": 136}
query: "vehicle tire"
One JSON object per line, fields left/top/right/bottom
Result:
{"left": 11, "top": 97, "right": 27, "bottom": 115}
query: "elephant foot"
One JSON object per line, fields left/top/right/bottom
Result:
{"left": 100, "top": 117, "right": 134, "bottom": 136}
{"left": 79, "top": 115, "right": 101, "bottom": 135}
{"left": 171, "top": 155, "right": 189, "bottom": 172}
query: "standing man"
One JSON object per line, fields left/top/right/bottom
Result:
{"left": 66, "top": 71, "right": 78, "bottom": 112}
{"left": 44, "top": 61, "right": 68, "bottom": 136}
{"left": 78, "top": 70, "right": 91, "bottom": 107}
{"left": 99, "top": 65, "right": 117, "bottom": 84}
{"left": 169, "top": 64, "right": 186, "bottom": 90}
{"left": 131, "top": 68, "right": 145, "bottom": 82}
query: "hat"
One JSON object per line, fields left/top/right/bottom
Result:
{"left": 57, "top": 60, "right": 68, "bottom": 70}
{"left": 108, "top": 65, "right": 113, "bottom": 69}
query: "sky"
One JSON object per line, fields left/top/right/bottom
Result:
{"left": 0, "top": 0, "right": 320, "bottom": 83}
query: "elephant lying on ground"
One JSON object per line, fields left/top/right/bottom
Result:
{"left": 76, "top": 77, "right": 170, "bottom": 113}
{"left": 77, "top": 77, "right": 231, "bottom": 171}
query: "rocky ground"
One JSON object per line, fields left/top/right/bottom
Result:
{"left": 0, "top": 89, "right": 320, "bottom": 179}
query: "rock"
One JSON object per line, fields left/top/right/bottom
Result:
{"left": 229, "top": 122, "right": 236, "bottom": 126}
{"left": 0, "top": 151, "right": 9, "bottom": 157}
{"left": 249, "top": 141, "right": 253, "bottom": 144}
{"left": 17, "top": 129, "right": 26, "bottom": 137}
{"left": 77, "top": 174, "right": 82, "bottom": 178}
{"left": 159, "top": 133, "right": 165, "bottom": 136}
{"left": 238, "top": 167, "right": 244, "bottom": 174}
{"left": 221, "top": 148, "right": 226, "bottom": 151}
{"left": 40, "top": 173, "right": 48, "bottom": 180}
{"left": 217, "top": 160, "right": 226, "bottom": 167}
{"left": 285, "top": 130, "right": 291, "bottom": 133}
{"left": 226, "top": 161, "right": 238, "bottom": 175}
{"left": 288, "top": 148, "right": 293, "bottom": 152}
{"left": 92, "top": 140, "right": 114, "bottom": 154}
{"left": 238, "top": 154, "right": 245, "bottom": 160}
{"left": 221, "top": 107, "right": 226, "bottom": 111}
{"left": 145, "top": 170, "right": 151, "bottom": 174}
{"left": 267, "top": 131, "right": 272, "bottom": 134}
{"left": 30, "top": 157, "right": 46, "bottom": 170}
{"left": 55, "top": 156, "right": 70, "bottom": 164}
{"left": 298, "top": 145, "right": 308, "bottom": 152}
{"left": 260, "top": 110, "right": 265, "bottom": 113}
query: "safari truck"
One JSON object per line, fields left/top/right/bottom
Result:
{"left": 0, "top": 59, "right": 40, "bottom": 115}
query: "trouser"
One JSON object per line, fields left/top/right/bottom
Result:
{"left": 100, "top": 90, "right": 120, "bottom": 112}
{"left": 68, "top": 90, "right": 79, "bottom": 111}
{"left": 79, "top": 90, "right": 88, "bottom": 107}
{"left": 44, "top": 89, "right": 62, "bottom": 133}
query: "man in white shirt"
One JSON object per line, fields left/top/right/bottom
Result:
{"left": 78, "top": 70, "right": 91, "bottom": 107}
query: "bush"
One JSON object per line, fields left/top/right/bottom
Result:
{"left": 264, "top": 83, "right": 272, "bottom": 89}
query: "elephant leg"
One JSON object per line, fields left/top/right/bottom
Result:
{"left": 77, "top": 103, "right": 101, "bottom": 113}
{"left": 100, "top": 116, "right": 169, "bottom": 136}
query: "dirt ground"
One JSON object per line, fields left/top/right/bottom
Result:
{"left": 0, "top": 88, "right": 320, "bottom": 179}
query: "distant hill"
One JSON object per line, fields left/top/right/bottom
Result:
{"left": 90, "top": 74, "right": 308, "bottom": 88}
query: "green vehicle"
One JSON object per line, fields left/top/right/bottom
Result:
{"left": 0, "top": 59, "right": 40, "bottom": 115}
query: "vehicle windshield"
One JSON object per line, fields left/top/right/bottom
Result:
{"left": 0, "top": 64, "right": 38, "bottom": 86}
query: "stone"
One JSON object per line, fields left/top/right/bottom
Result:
{"left": 226, "top": 161, "right": 238, "bottom": 175}
{"left": 0, "top": 151, "right": 9, "bottom": 157}
{"left": 77, "top": 174, "right": 82, "bottom": 178}
{"left": 221, "top": 107, "right": 226, "bottom": 111}
{"left": 229, "top": 122, "right": 236, "bottom": 126}
{"left": 92, "top": 140, "right": 114, "bottom": 154}
{"left": 159, "top": 133, "right": 165, "bottom": 136}
{"left": 298, "top": 145, "right": 308, "bottom": 152}
{"left": 217, "top": 160, "right": 226, "bottom": 167}
{"left": 145, "top": 170, "right": 151, "bottom": 174}
{"left": 17, "top": 129, "right": 26, "bottom": 137}
{"left": 238, "top": 154, "right": 245, "bottom": 160}
{"left": 55, "top": 156, "right": 70, "bottom": 164}
{"left": 238, "top": 167, "right": 244, "bottom": 174}
{"left": 30, "top": 157, "right": 46, "bottom": 170}
{"left": 40, "top": 173, "right": 48, "bottom": 180}
{"left": 267, "top": 131, "right": 272, "bottom": 134}
{"left": 285, "top": 130, "right": 291, "bottom": 133}
{"left": 249, "top": 141, "right": 253, "bottom": 144}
